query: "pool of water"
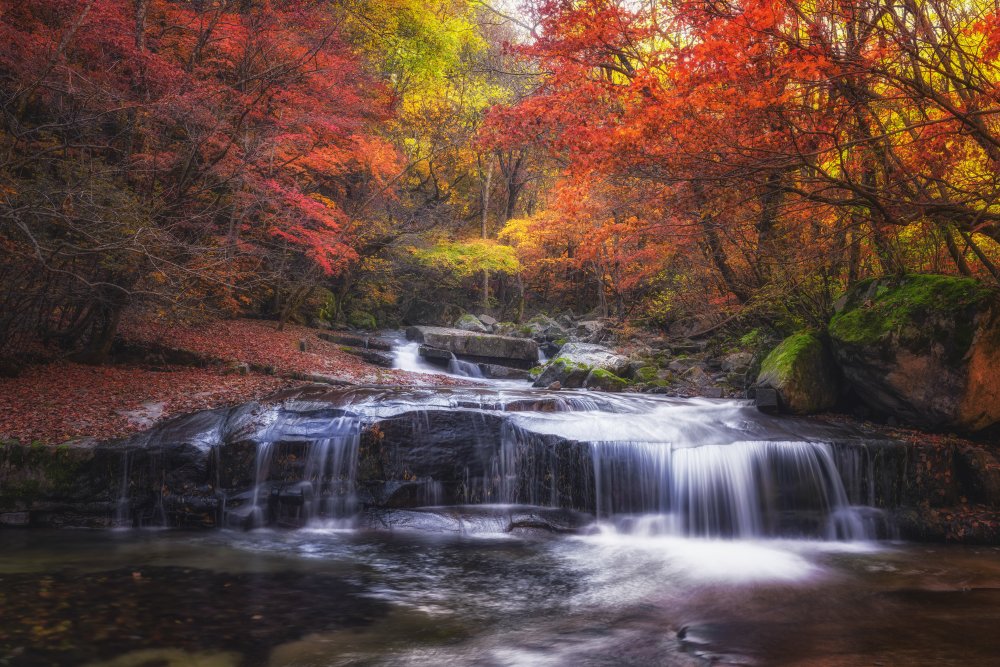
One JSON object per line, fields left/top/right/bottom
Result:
{"left": 2, "top": 528, "right": 999, "bottom": 666}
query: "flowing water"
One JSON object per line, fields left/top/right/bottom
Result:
{"left": 3, "top": 342, "right": 999, "bottom": 665}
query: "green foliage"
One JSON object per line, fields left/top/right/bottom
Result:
{"left": 829, "top": 275, "right": 995, "bottom": 347}
{"left": 412, "top": 240, "right": 521, "bottom": 278}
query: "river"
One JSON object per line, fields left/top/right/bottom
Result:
{"left": 2, "top": 340, "right": 999, "bottom": 666}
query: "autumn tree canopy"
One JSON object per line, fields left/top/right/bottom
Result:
{"left": 2, "top": 0, "right": 998, "bottom": 364}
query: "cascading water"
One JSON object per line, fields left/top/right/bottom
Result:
{"left": 447, "top": 355, "right": 485, "bottom": 378}
{"left": 588, "top": 440, "right": 876, "bottom": 539}
{"left": 109, "top": 379, "right": 899, "bottom": 540}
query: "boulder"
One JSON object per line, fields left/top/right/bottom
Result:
{"left": 406, "top": 326, "right": 538, "bottom": 368}
{"left": 523, "top": 314, "right": 567, "bottom": 341}
{"left": 583, "top": 369, "right": 629, "bottom": 392}
{"left": 478, "top": 313, "right": 499, "bottom": 327}
{"left": 721, "top": 351, "right": 754, "bottom": 374}
{"left": 533, "top": 342, "right": 630, "bottom": 389}
{"left": 575, "top": 320, "right": 607, "bottom": 342}
{"left": 417, "top": 345, "right": 453, "bottom": 367}
{"left": 317, "top": 332, "right": 393, "bottom": 351}
{"left": 756, "top": 332, "right": 839, "bottom": 415}
{"left": 828, "top": 275, "right": 1000, "bottom": 431}
{"left": 455, "top": 313, "right": 489, "bottom": 334}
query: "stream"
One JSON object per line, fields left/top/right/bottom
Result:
{"left": 3, "top": 339, "right": 1000, "bottom": 666}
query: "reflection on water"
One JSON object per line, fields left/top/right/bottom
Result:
{"left": 2, "top": 529, "right": 1000, "bottom": 666}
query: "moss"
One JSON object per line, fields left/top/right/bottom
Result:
{"left": 552, "top": 357, "right": 589, "bottom": 372}
{"left": 830, "top": 274, "right": 995, "bottom": 349}
{"left": 554, "top": 337, "right": 568, "bottom": 346}
{"left": 759, "top": 332, "right": 818, "bottom": 379}
{"left": 585, "top": 368, "right": 630, "bottom": 391}
{"left": 758, "top": 332, "right": 838, "bottom": 414}
{"left": 634, "top": 366, "right": 659, "bottom": 383}
{"left": 529, "top": 366, "right": 543, "bottom": 380}
{"left": 347, "top": 310, "right": 377, "bottom": 330}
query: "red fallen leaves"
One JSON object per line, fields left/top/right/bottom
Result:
{"left": 1, "top": 318, "right": 474, "bottom": 445}
{"left": 0, "top": 363, "right": 295, "bottom": 445}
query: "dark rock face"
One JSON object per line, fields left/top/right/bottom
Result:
{"left": 406, "top": 326, "right": 539, "bottom": 369}
{"left": 829, "top": 275, "right": 1000, "bottom": 431}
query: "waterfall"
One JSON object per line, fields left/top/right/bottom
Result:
{"left": 447, "top": 354, "right": 484, "bottom": 378}
{"left": 588, "top": 440, "right": 878, "bottom": 539}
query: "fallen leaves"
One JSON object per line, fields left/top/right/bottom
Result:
{"left": 0, "top": 318, "right": 474, "bottom": 445}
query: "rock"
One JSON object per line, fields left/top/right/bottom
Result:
{"left": 756, "top": 332, "right": 838, "bottom": 414}
{"left": 455, "top": 313, "right": 489, "bottom": 333}
{"left": 347, "top": 310, "right": 377, "bottom": 330}
{"left": 828, "top": 275, "right": 1000, "bottom": 431}
{"left": 417, "top": 345, "right": 453, "bottom": 367}
{"left": 547, "top": 381, "right": 562, "bottom": 390}
{"left": 479, "top": 364, "right": 532, "bottom": 381}
{"left": 701, "top": 387, "right": 725, "bottom": 399}
{"left": 668, "top": 358, "right": 700, "bottom": 373}
{"left": 523, "top": 314, "right": 567, "bottom": 341}
{"left": 317, "top": 332, "right": 393, "bottom": 351}
{"left": 631, "top": 365, "right": 660, "bottom": 383}
{"left": 539, "top": 341, "right": 562, "bottom": 358}
{"left": 533, "top": 342, "right": 630, "bottom": 389}
{"left": 721, "top": 351, "right": 754, "bottom": 374}
{"left": 754, "top": 387, "right": 780, "bottom": 413}
{"left": 406, "top": 326, "right": 539, "bottom": 368}
{"left": 341, "top": 348, "right": 394, "bottom": 368}
{"left": 298, "top": 338, "right": 309, "bottom": 352}
{"left": 584, "top": 369, "right": 629, "bottom": 392}
{"left": 478, "top": 313, "right": 498, "bottom": 327}
{"left": 683, "top": 365, "right": 713, "bottom": 388}
{"left": 575, "top": 320, "right": 606, "bottom": 342}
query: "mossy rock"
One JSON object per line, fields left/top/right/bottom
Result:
{"left": 584, "top": 368, "right": 629, "bottom": 392}
{"left": 830, "top": 274, "right": 993, "bottom": 359}
{"left": 347, "top": 310, "right": 377, "bottom": 330}
{"left": 633, "top": 366, "right": 659, "bottom": 383}
{"left": 756, "top": 332, "right": 838, "bottom": 415}
{"left": 829, "top": 274, "right": 1000, "bottom": 431}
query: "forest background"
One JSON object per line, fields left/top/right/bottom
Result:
{"left": 2, "top": 0, "right": 1000, "bottom": 369}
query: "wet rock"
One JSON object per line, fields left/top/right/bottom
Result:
{"left": 455, "top": 313, "right": 489, "bottom": 333}
{"left": 406, "top": 326, "right": 538, "bottom": 368}
{"left": 533, "top": 342, "right": 630, "bottom": 389}
{"left": 341, "top": 347, "right": 395, "bottom": 368}
{"left": 479, "top": 364, "right": 532, "bottom": 381}
{"left": 755, "top": 333, "right": 839, "bottom": 415}
{"left": 317, "top": 332, "right": 393, "bottom": 351}
{"left": 829, "top": 275, "right": 1000, "bottom": 431}
{"left": 418, "top": 345, "right": 453, "bottom": 367}
{"left": 360, "top": 505, "right": 593, "bottom": 536}
{"left": 584, "top": 369, "right": 629, "bottom": 392}
{"left": 478, "top": 313, "right": 499, "bottom": 328}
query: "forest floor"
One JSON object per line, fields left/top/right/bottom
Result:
{"left": 0, "top": 318, "right": 471, "bottom": 446}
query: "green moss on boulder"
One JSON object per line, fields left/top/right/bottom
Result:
{"left": 756, "top": 332, "right": 838, "bottom": 414}
{"left": 584, "top": 368, "right": 630, "bottom": 392}
{"left": 829, "top": 274, "right": 1000, "bottom": 431}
